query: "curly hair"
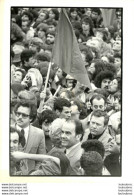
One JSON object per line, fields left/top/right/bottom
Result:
{"left": 81, "top": 140, "right": 105, "bottom": 158}
{"left": 80, "top": 151, "right": 103, "bottom": 175}
{"left": 39, "top": 110, "right": 58, "bottom": 125}
{"left": 94, "top": 70, "right": 114, "bottom": 88}
{"left": 54, "top": 98, "right": 71, "bottom": 112}
{"left": 21, "top": 49, "right": 36, "bottom": 65}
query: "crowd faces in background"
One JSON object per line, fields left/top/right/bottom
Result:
{"left": 10, "top": 7, "right": 122, "bottom": 176}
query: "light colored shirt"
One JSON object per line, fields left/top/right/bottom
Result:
{"left": 16, "top": 125, "right": 29, "bottom": 143}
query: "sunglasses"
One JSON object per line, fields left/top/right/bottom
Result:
{"left": 15, "top": 112, "right": 30, "bottom": 118}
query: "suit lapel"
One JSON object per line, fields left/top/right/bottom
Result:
{"left": 67, "top": 143, "right": 81, "bottom": 158}
{"left": 25, "top": 125, "right": 35, "bottom": 153}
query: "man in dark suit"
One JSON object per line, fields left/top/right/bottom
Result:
{"left": 13, "top": 101, "right": 46, "bottom": 175}
{"left": 61, "top": 119, "right": 84, "bottom": 175}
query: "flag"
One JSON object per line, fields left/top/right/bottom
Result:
{"left": 52, "top": 8, "right": 91, "bottom": 89}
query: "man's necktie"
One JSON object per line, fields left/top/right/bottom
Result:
{"left": 20, "top": 129, "right": 26, "bottom": 147}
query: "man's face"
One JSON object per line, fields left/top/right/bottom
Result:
{"left": 113, "top": 97, "right": 120, "bottom": 111}
{"left": 15, "top": 106, "right": 31, "bottom": 128}
{"left": 13, "top": 71, "right": 23, "bottom": 83}
{"left": 38, "top": 29, "right": 46, "bottom": 39}
{"left": 49, "top": 10, "right": 55, "bottom": 19}
{"left": 10, "top": 132, "right": 19, "bottom": 152}
{"left": 21, "top": 15, "right": 30, "bottom": 23}
{"left": 108, "top": 79, "right": 118, "bottom": 93}
{"left": 56, "top": 68, "right": 63, "bottom": 80}
{"left": 61, "top": 122, "right": 77, "bottom": 148}
{"left": 60, "top": 106, "right": 71, "bottom": 120}
{"left": 42, "top": 121, "right": 51, "bottom": 137}
{"left": 101, "top": 78, "right": 111, "bottom": 90}
{"left": 87, "top": 63, "right": 96, "bottom": 74}
{"left": 114, "top": 57, "right": 121, "bottom": 72}
{"left": 91, "top": 11, "right": 99, "bottom": 20}
{"left": 90, "top": 115, "right": 105, "bottom": 137}
{"left": 70, "top": 11, "right": 77, "bottom": 19}
{"left": 82, "top": 22, "right": 90, "bottom": 31}
{"left": 46, "top": 34, "right": 55, "bottom": 44}
{"left": 112, "top": 40, "right": 121, "bottom": 51}
{"left": 24, "top": 56, "right": 36, "bottom": 68}
{"left": 21, "top": 21, "right": 29, "bottom": 32}
{"left": 29, "top": 42, "right": 39, "bottom": 53}
{"left": 38, "top": 12, "right": 46, "bottom": 22}
{"left": 91, "top": 98, "right": 106, "bottom": 111}
{"left": 48, "top": 25, "right": 56, "bottom": 32}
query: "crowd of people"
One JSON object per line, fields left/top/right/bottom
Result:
{"left": 10, "top": 7, "right": 122, "bottom": 176}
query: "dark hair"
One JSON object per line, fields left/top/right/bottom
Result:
{"left": 10, "top": 126, "right": 21, "bottom": 144}
{"left": 79, "top": 44, "right": 93, "bottom": 63}
{"left": 114, "top": 52, "right": 121, "bottom": 59}
{"left": 11, "top": 23, "right": 24, "bottom": 42}
{"left": 47, "top": 20, "right": 57, "bottom": 27}
{"left": 50, "top": 8, "right": 59, "bottom": 20}
{"left": 21, "top": 49, "right": 36, "bottom": 65}
{"left": 36, "top": 23, "right": 48, "bottom": 32}
{"left": 113, "top": 91, "right": 121, "bottom": 103}
{"left": 11, "top": 49, "right": 15, "bottom": 58}
{"left": 21, "top": 11, "right": 33, "bottom": 23}
{"left": 71, "top": 98, "right": 87, "bottom": 120}
{"left": 50, "top": 151, "right": 73, "bottom": 175}
{"left": 80, "top": 151, "right": 103, "bottom": 175}
{"left": 14, "top": 101, "right": 37, "bottom": 122}
{"left": 81, "top": 16, "right": 94, "bottom": 36}
{"left": 91, "top": 60, "right": 116, "bottom": 80}
{"left": 46, "top": 30, "right": 56, "bottom": 37}
{"left": 39, "top": 110, "right": 58, "bottom": 125}
{"left": 36, "top": 52, "right": 50, "bottom": 62}
{"left": 91, "top": 110, "right": 109, "bottom": 126}
{"left": 54, "top": 98, "right": 71, "bottom": 112}
{"left": 91, "top": 8, "right": 101, "bottom": 15}
{"left": 15, "top": 68, "right": 26, "bottom": 80}
{"left": 94, "top": 70, "right": 114, "bottom": 88}
{"left": 66, "top": 119, "right": 84, "bottom": 140}
{"left": 81, "top": 140, "right": 105, "bottom": 158}
{"left": 90, "top": 94, "right": 106, "bottom": 105}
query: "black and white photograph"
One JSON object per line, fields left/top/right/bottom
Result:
{"left": 0, "top": 0, "right": 134, "bottom": 194}
{"left": 10, "top": 7, "right": 122, "bottom": 176}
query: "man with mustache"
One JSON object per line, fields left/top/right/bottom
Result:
{"left": 94, "top": 70, "right": 114, "bottom": 90}
{"left": 13, "top": 101, "right": 46, "bottom": 175}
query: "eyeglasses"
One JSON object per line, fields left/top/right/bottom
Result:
{"left": 15, "top": 112, "right": 30, "bottom": 118}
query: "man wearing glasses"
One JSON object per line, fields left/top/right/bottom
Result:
{"left": 12, "top": 101, "right": 46, "bottom": 175}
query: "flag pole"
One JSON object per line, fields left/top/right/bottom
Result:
{"left": 43, "top": 61, "right": 52, "bottom": 94}
{"left": 53, "top": 85, "right": 61, "bottom": 97}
